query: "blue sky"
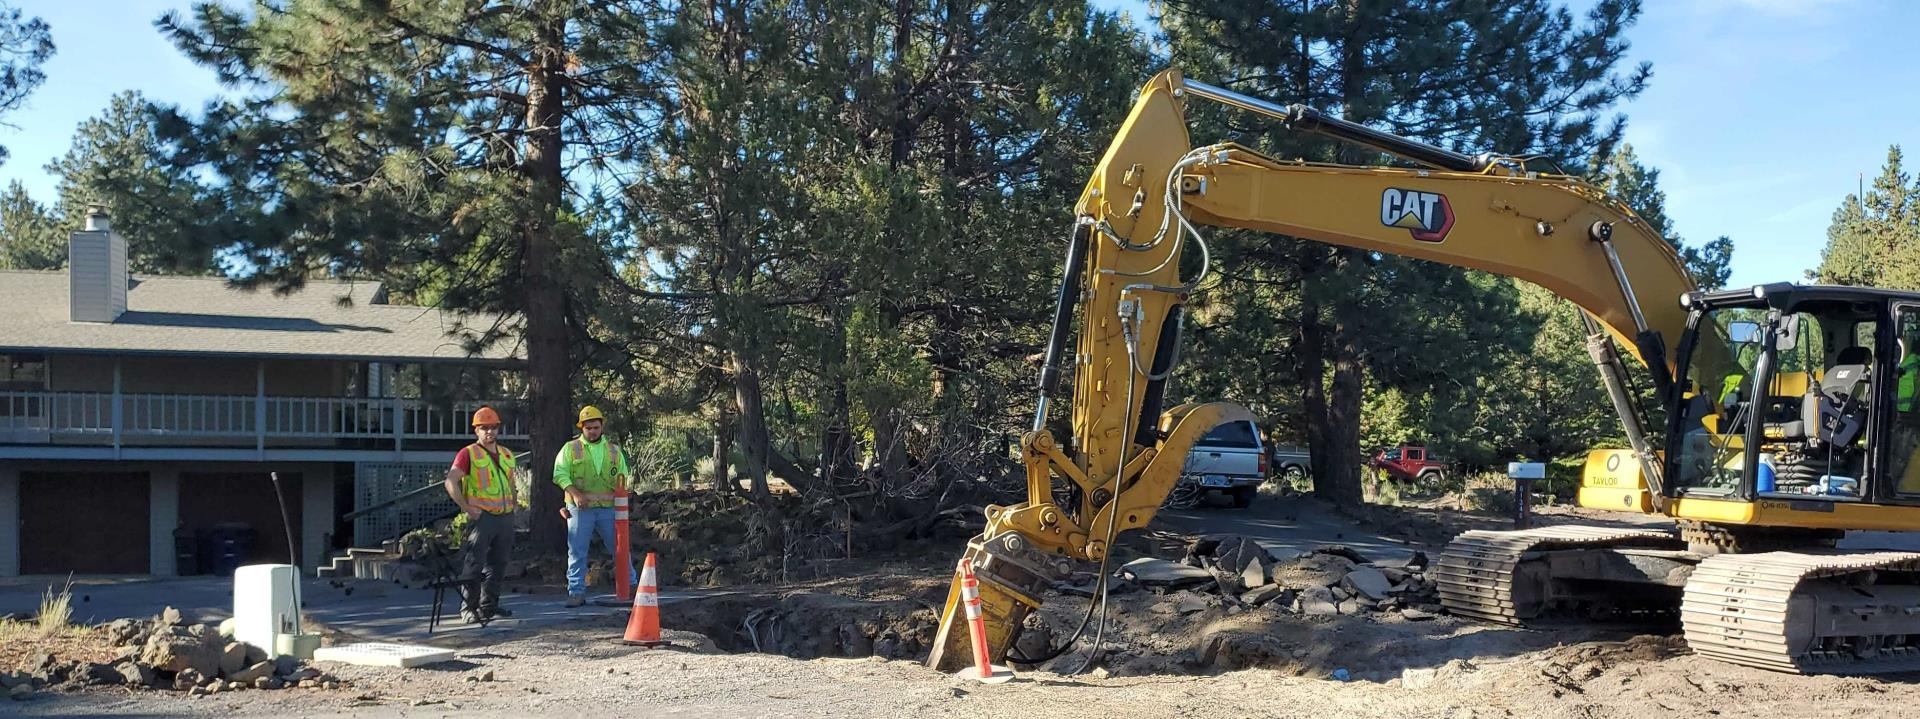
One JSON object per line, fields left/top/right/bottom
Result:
{"left": 1, "top": 0, "right": 1912, "bottom": 290}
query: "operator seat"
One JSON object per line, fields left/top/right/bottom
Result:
{"left": 1804, "top": 345, "right": 1873, "bottom": 447}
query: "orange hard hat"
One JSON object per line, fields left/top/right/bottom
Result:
{"left": 471, "top": 406, "right": 502, "bottom": 427}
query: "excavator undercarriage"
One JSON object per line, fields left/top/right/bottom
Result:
{"left": 1438, "top": 524, "right": 1920, "bottom": 674}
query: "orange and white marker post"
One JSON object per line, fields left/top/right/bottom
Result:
{"left": 955, "top": 558, "right": 1014, "bottom": 684}
{"left": 614, "top": 485, "right": 633, "bottom": 601}
{"left": 620, "top": 552, "right": 671, "bottom": 648}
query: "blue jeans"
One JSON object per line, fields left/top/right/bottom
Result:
{"left": 566, "top": 507, "right": 637, "bottom": 597}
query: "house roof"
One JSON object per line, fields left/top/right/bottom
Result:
{"left": 0, "top": 270, "right": 522, "bottom": 364}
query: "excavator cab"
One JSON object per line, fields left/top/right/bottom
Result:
{"left": 1666, "top": 285, "right": 1906, "bottom": 502}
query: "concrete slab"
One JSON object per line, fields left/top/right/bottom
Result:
{"left": 313, "top": 642, "right": 456, "bottom": 667}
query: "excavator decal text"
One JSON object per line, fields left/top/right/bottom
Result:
{"left": 1380, "top": 188, "right": 1455, "bottom": 242}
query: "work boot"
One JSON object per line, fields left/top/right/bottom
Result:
{"left": 484, "top": 606, "right": 514, "bottom": 619}
{"left": 565, "top": 595, "right": 586, "bottom": 608}
{"left": 461, "top": 609, "right": 482, "bottom": 624}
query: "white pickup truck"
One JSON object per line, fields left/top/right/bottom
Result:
{"left": 1170, "top": 419, "right": 1269, "bottom": 508}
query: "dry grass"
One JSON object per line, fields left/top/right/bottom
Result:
{"left": 37, "top": 578, "right": 74, "bottom": 636}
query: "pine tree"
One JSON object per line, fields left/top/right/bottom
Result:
{"left": 1817, "top": 146, "right": 1920, "bottom": 289}
{"left": 1596, "top": 144, "right": 1733, "bottom": 290}
{"left": 46, "top": 91, "right": 222, "bottom": 274}
{"left": 0, "top": 180, "right": 62, "bottom": 269}
{"left": 0, "top": 3, "right": 52, "bottom": 166}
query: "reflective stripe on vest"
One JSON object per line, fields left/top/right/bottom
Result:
{"left": 465, "top": 444, "right": 515, "bottom": 514}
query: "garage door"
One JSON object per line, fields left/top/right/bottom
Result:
{"left": 20, "top": 472, "right": 150, "bottom": 574}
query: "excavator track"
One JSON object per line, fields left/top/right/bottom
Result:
{"left": 1682, "top": 550, "right": 1920, "bottom": 674}
{"left": 1435, "top": 525, "right": 1683, "bottom": 624}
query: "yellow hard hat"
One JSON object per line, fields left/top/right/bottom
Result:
{"left": 576, "top": 405, "right": 606, "bottom": 428}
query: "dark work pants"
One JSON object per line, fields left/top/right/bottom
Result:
{"left": 462, "top": 511, "right": 514, "bottom": 614}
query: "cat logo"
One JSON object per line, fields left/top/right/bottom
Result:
{"left": 1380, "top": 188, "right": 1454, "bottom": 242}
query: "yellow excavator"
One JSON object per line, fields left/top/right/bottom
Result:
{"left": 927, "top": 70, "right": 1920, "bottom": 676}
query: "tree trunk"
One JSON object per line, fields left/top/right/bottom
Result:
{"left": 732, "top": 348, "right": 772, "bottom": 500}
{"left": 1296, "top": 282, "right": 1333, "bottom": 497}
{"left": 711, "top": 412, "right": 732, "bottom": 492}
{"left": 520, "top": 4, "right": 572, "bottom": 551}
{"left": 1324, "top": 265, "right": 1367, "bottom": 507}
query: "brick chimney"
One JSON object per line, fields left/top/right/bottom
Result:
{"left": 68, "top": 206, "right": 127, "bottom": 323}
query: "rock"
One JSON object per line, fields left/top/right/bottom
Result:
{"left": 1119, "top": 558, "right": 1214, "bottom": 589}
{"left": 259, "top": 677, "right": 283, "bottom": 690}
{"left": 9, "top": 683, "right": 31, "bottom": 701}
{"left": 1240, "top": 584, "right": 1287, "bottom": 606}
{"left": 143, "top": 632, "right": 221, "bottom": 677}
{"left": 1240, "top": 554, "right": 1269, "bottom": 589}
{"left": 160, "top": 606, "right": 184, "bottom": 626}
{"left": 174, "top": 668, "right": 205, "bottom": 691}
{"left": 1210, "top": 566, "right": 1243, "bottom": 596}
{"left": 289, "top": 667, "right": 322, "bottom": 682}
{"left": 1329, "top": 586, "right": 1350, "bottom": 601}
{"left": 298, "top": 680, "right": 319, "bottom": 689}
{"left": 219, "top": 642, "right": 248, "bottom": 677}
{"left": 113, "top": 662, "right": 154, "bottom": 688}
{"left": 1276, "top": 552, "right": 1356, "bottom": 589}
{"left": 84, "top": 663, "right": 124, "bottom": 686}
{"left": 1337, "top": 598, "right": 1363, "bottom": 614}
{"left": 0, "top": 672, "right": 25, "bottom": 689}
{"left": 227, "top": 680, "right": 247, "bottom": 691}
{"left": 1175, "top": 593, "right": 1211, "bottom": 615}
{"left": 187, "top": 624, "right": 208, "bottom": 639}
{"left": 324, "top": 681, "right": 341, "bottom": 690}
{"left": 243, "top": 644, "right": 269, "bottom": 666}
{"left": 274, "top": 655, "right": 300, "bottom": 677}
{"left": 1297, "top": 586, "right": 1339, "bottom": 615}
{"left": 114, "top": 645, "right": 142, "bottom": 662}
{"left": 1378, "top": 566, "right": 1410, "bottom": 585}
{"left": 1344, "top": 566, "right": 1394, "bottom": 601}
{"left": 103, "top": 618, "right": 145, "bottom": 646}
{"left": 217, "top": 618, "right": 237, "bottom": 639}
{"left": 229, "top": 661, "right": 274, "bottom": 684}
{"left": 188, "top": 685, "right": 207, "bottom": 697}
{"left": 206, "top": 682, "right": 222, "bottom": 695}
{"left": 480, "top": 670, "right": 495, "bottom": 682}
{"left": 1401, "top": 607, "right": 1438, "bottom": 621}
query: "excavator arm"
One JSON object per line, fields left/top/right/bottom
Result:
{"left": 926, "top": 70, "right": 1699, "bottom": 671}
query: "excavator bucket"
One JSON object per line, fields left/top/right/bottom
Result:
{"left": 926, "top": 538, "right": 1046, "bottom": 671}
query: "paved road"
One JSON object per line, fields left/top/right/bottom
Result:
{"left": 1152, "top": 492, "right": 1421, "bottom": 564}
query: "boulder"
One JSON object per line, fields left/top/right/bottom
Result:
{"left": 102, "top": 618, "right": 147, "bottom": 647}
{"left": 1240, "top": 554, "right": 1269, "bottom": 589}
{"left": 1239, "top": 584, "right": 1287, "bottom": 607}
{"left": 219, "top": 642, "right": 247, "bottom": 677}
{"left": 1337, "top": 598, "right": 1363, "bottom": 614}
{"left": 1120, "top": 558, "right": 1214, "bottom": 589}
{"left": 228, "top": 661, "right": 274, "bottom": 684}
{"left": 1297, "top": 586, "right": 1339, "bottom": 615}
{"left": 173, "top": 668, "right": 205, "bottom": 692}
{"left": 84, "top": 663, "right": 125, "bottom": 686}
{"left": 113, "top": 662, "right": 155, "bottom": 688}
{"left": 1343, "top": 566, "right": 1394, "bottom": 601}
{"left": 159, "top": 606, "right": 185, "bottom": 627}
{"left": 143, "top": 631, "right": 221, "bottom": 678}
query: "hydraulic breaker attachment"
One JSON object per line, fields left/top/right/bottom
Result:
{"left": 926, "top": 530, "right": 1072, "bottom": 671}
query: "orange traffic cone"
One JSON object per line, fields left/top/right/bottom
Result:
{"left": 620, "top": 552, "right": 671, "bottom": 647}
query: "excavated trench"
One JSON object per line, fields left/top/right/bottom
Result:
{"left": 667, "top": 592, "right": 941, "bottom": 661}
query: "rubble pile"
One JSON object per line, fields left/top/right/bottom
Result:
{"left": 3, "top": 607, "right": 348, "bottom": 701}
{"left": 1117, "top": 536, "right": 1443, "bottom": 619}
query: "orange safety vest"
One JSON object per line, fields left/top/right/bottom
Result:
{"left": 561, "top": 437, "right": 626, "bottom": 508}
{"left": 462, "top": 443, "right": 517, "bottom": 514}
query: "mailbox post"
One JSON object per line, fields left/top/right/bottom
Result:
{"left": 1507, "top": 462, "right": 1546, "bottom": 529}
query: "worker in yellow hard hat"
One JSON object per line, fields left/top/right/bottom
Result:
{"left": 554, "top": 404, "right": 635, "bottom": 607}
{"left": 443, "top": 405, "right": 518, "bottom": 623}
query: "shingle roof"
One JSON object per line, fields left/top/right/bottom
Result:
{"left": 0, "top": 270, "right": 521, "bottom": 364}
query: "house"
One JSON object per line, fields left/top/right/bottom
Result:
{"left": 0, "top": 212, "right": 525, "bottom": 577}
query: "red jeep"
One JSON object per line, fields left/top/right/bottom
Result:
{"left": 1369, "top": 445, "right": 1448, "bottom": 484}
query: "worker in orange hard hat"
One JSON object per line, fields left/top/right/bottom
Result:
{"left": 443, "top": 405, "right": 519, "bottom": 623}
{"left": 554, "top": 405, "right": 634, "bottom": 606}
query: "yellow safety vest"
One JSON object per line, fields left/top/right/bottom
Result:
{"left": 462, "top": 443, "right": 517, "bottom": 514}
{"left": 560, "top": 437, "right": 626, "bottom": 508}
